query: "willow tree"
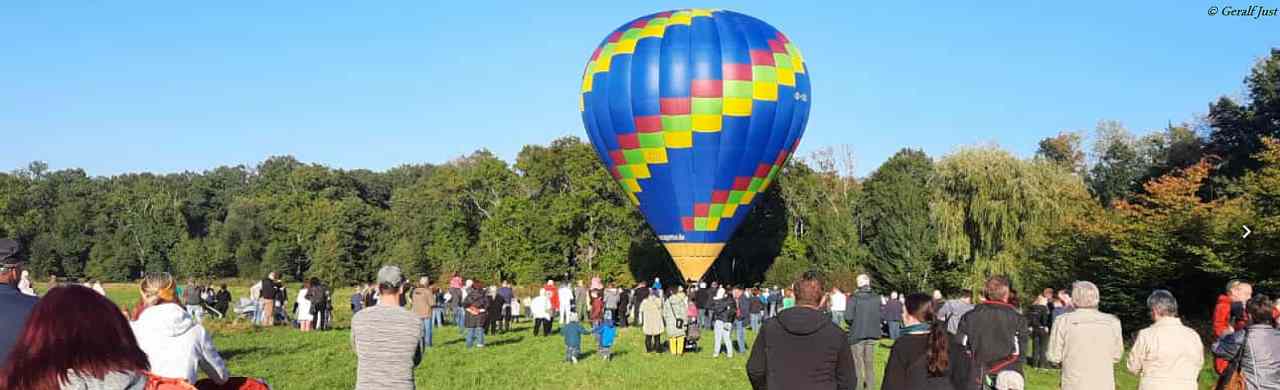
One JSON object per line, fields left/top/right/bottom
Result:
{"left": 932, "top": 146, "right": 1090, "bottom": 293}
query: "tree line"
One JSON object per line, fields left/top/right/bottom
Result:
{"left": 2, "top": 49, "right": 1277, "bottom": 327}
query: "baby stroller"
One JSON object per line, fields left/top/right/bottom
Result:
{"left": 684, "top": 316, "right": 702, "bottom": 352}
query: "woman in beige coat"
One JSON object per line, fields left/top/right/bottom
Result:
{"left": 1126, "top": 290, "right": 1203, "bottom": 390}
{"left": 640, "top": 290, "right": 665, "bottom": 353}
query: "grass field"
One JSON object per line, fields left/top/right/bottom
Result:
{"left": 76, "top": 282, "right": 1220, "bottom": 389}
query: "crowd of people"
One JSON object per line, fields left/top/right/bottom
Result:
{"left": 4, "top": 229, "right": 1280, "bottom": 390}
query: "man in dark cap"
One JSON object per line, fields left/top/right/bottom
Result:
{"left": 0, "top": 238, "right": 38, "bottom": 367}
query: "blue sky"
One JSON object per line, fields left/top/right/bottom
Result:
{"left": 1, "top": 2, "right": 1276, "bottom": 176}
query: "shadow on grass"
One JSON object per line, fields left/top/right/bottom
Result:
{"left": 486, "top": 336, "right": 525, "bottom": 347}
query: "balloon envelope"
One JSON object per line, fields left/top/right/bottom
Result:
{"left": 579, "top": 9, "right": 811, "bottom": 281}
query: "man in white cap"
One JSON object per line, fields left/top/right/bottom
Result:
{"left": 351, "top": 265, "right": 423, "bottom": 390}
{"left": 844, "top": 274, "right": 881, "bottom": 390}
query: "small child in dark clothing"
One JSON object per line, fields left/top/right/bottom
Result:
{"left": 562, "top": 313, "right": 590, "bottom": 363}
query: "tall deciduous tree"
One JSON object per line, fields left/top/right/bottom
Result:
{"left": 861, "top": 148, "right": 937, "bottom": 292}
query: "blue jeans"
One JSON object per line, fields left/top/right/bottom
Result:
{"left": 421, "top": 313, "right": 434, "bottom": 348}
{"left": 701, "top": 309, "right": 712, "bottom": 329}
{"left": 750, "top": 313, "right": 762, "bottom": 330}
{"left": 713, "top": 320, "right": 733, "bottom": 357}
{"left": 455, "top": 307, "right": 466, "bottom": 330}
{"left": 733, "top": 319, "right": 748, "bottom": 353}
{"left": 465, "top": 327, "right": 484, "bottom": 348}
{"left": 432, "top": 307, "right": 443, "bottom": 326}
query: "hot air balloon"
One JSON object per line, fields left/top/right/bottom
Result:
{"left": 579, "top": 9, "right": 811, "bottom": 282}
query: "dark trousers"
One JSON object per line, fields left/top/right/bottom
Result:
{"left": 533, "top": 318, "right": 552, "bottom": 336}
{"left": 1032, "top": 330, "right": 1049, "bottom": 367}
{"left": 645, "top": 334, "right": 662, "bottom": 353}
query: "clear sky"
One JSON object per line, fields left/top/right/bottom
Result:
{"left": 2, "top": 2, "right": 1276, "bottom": 176}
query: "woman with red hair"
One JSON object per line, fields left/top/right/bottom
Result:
{"left": 0, "top": 285, "right": 191, "bottom": 389}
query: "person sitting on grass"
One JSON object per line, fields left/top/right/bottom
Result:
{"left": 596, "top": 318, "right": 616, "bottom": 361}
{"left": 562, "top": 312, "right": 590, "bottom": 364}
{"left": 351, "top": 265, "right": 423, "bottom": 390}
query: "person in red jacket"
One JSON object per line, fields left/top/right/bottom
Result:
{"left": 1212, "top": 280, "right": 1251, "bottom": 374}
{"left": 544, "top": 280, "right": 559, "bottom": 314}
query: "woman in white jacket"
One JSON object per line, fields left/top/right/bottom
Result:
{"left": 130, "top": 272, "right": 230, "bottom": 385}
{"left": 297, "top": 280, "right": 314, "bottom": 332}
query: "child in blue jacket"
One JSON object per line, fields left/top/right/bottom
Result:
{"left": 596, "top": 319, "right": 616, "bottom": 360}
{"left": 562, "top": 313, "right": 590, "bottom": 363}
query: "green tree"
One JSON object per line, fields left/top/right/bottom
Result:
{"left": 861, "top": 148, "right": 937, "bottom": 292}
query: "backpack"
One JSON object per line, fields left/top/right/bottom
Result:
{"left": 144, "top": 373, "right": 197, "bottom": 390}
{"left": 195, "top": 377, "right": 272, "bottom": 390}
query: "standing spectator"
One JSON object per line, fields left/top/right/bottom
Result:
{"left": 351, "top": 265, "right": 423, "bottom": 390}
{"left": 881, "top": 292, "right": 958, "bottom": 390}
{"left": 746, "top": 272, "right": 854, "bottom": 390}
{"left": 558, "top": 282, "right": 574, "bottom": 324}
{"left": 596, "top": 319, "right": 616, "bottom": 361}
{"left": 616, "top": 284, "right": 630, "bottom": 326}
{"left": 604, "top": 284, "right": 620, "bottom": 325}
{"left": 1052, "top": 289, "right": 1074, "bottom": 320}
{"left": 543, "top": 280, "right": 559, "bottom": 319}
{"left": 456, "top": 280, "right": 473, "bottom": 330}
{"left": 213, "top": 284, "right": 232, "bottom": 319}
{"left": 696, "top": 282, "right": 712, "bottom": 330}
{"left": 641, "top": 289, "right": 664, "bottom": 353}
{"left": 1025, "top": 293, "right": 1052, "bottom": 368}
{"left": 710, "top": 287, "right": 736, "bottom": 358}
{"left": 411, "top": 277, "right": 436, "bottom": 348}
{"left": 485, "top": 286, "right": 505, "bottom": 335}
{"left": 306, "top": 278, "right": 331, "bottom": 330}
{"left": 932, "top": 290, "right": 945, "bottom": 309}
{"left": 749, "top": 288, "right": 765, "bottom": 330}
{"left": 449, "top": 273, "right": 462, "bottom": 290}
{"left": 955, "top": 275, "right": 1026, "bottom": 387}
{"left": 447, "top": 281, "right": 463, "bottom": 328}
{"left": 884, "top": 292, "right": 905, "bottom": 340}
{"left": 297, "top": 279, "right": 315, "bottom": 332}
{"left": 1125, "top": 290, "right": 1202, "bottom": 390}
{"left": 130, "top": 272, "right": 230, "bottom": 385}
{"left": 562, "top": 312, "right": 590, "bottom": 363}
{"left": 829, "top": 287, "right": 847, "bottom": 326}
{"left": 351, "top": 282, "right": 365, "bottom": 314}
{"left": 0, "top": 238, "right": 37, "bottom": 368}
{"left": 531, "top": 289, "right": 553, "bottom": 336}
{"left": 734, "top": 287, "right": 752, "bottom": 354}
{"left": 498, "top": 281, "right": 514, "bottom": 332}
{"left": 590, "top": 289, "right": 605, "bottom": 328}
{"left": 768, "top": 286, "right": 782, "bottom": 317}
{"left": 845, "top": 274, "right": 881, "bottom": 390}
{"left": 1213, "top": 279, "right": 1252, "bottom": 374}
{"left": 258, "top": 272, "right": 279, "bottom": 326}
{"left": 0, "top": 285, "right": 158, "bottom": 390}
{"left": 575, "top": 280, "right": 589, "bottom": 322}
{"left": 632, "top": 282, "right": 650, "bottom": 328}
{"left": 183, "top": 278, "right": 205, "bottom": 323}
{"left": 1046, "top": 281, "right": 1123, "bottom": 390}
{"left": 463, "top": 281, "right": 489, "bottom": 349}
{"left": 1213, "top": 294, "right": 1280, "bottom": 390}
{"left": 782, "top": 289, "right": 795, "bottom": 310}
{"left": 938, "top": 290, "right": 974, "bottom": 337}
{"left": 665, "top": 286, "right": 690, "bottom": 356}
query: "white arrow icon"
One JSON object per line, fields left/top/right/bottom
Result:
{"left": 1243, "top": 225, "right": 1252, "bottom": 239}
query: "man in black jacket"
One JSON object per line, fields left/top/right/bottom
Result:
{"left": 259, "top": 272, "right": 278, "bottom": 326}
{"left": 746, "top": 272, "right": 855, "bottom": 390}
{"left": 954, "top": 275, "right": 1026, "bottom": 387}
{"left": 695, "top": 282, "right": 711, "bottom": 329}
{"left": 631, "top": 282, "right": 649, "bottom": 327}
{"left": 844, "top": 274, "right": 881, "bottom": 390}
